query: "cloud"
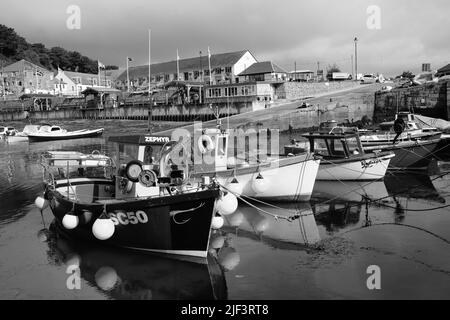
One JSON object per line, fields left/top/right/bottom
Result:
{"left": 1, "top": 0, "right": 449, "bottom": 76}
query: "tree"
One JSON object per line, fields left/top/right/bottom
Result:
{"left": 326, "top": 63, "right": 341, "bottom": 80}
{"left": 0, "top": 24, "right": 112, "bottom": 74}
{"left": 400, "top": 71, "right": 415, "bottom": 80}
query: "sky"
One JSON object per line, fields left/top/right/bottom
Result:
{"left": 1, "top": 0, "right": 449, "bottom": 76}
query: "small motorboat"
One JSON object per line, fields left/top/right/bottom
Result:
{"left": 27, "top": 124, "right": 104, "bottom": 142}
{"left": 286, "top": 130, "right": 395, "bottom": 181}
{"left": 359, "top": 112, "right": 442, "bottom": 146}
{"left": 36, "top": 135, "right": 223, "bottom": 260}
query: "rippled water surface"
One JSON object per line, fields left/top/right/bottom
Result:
{"left": 0, "top": 120, "right": 450, "bottom": 299}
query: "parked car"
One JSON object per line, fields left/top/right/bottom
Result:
{"left": 361, "top": 74, "right": 378, "bottom": 84}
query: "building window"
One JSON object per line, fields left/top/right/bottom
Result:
{"left": 164, "top": 74, "right": 170, "bottom": 82}
{"left": 225, "top": 66, "right": 232, "bottom": 73}
{"left": 184, "top": 72, "right": 189, "bottom": 81}
{"left": 215, "top": 67, "right": 222, "bottom": 74}
{"left": 204, "top": 70, "right": 210, "bottom": 76}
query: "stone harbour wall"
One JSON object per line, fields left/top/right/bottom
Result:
{"left": 275, "top": 81, "right": 361, "bottom": 100}
{"left": 373, "top": 80, "right": 450, "bottom": 123}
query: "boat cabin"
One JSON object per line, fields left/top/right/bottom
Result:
{"left": 38, "top": 124, "right": 64, "bottom": 133}
{"left": 108, "top": 135, "right": 189, "bottom": 199}
{"left": 302, "top": 132, "right": 365, "bottom": 159}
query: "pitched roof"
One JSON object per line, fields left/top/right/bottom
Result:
{"left": 437, "top": 63, "right": 450, "bottom": 74}
{"left": 117, "top": 50, "right": 251, "bottom": 81}
{"left": 238, "top": 61, "right": 287, "bottom": 76}
{"left": 3, "top": 59, "right": 51, "bottom": 73}
{"left": 64, "top": 70, "right": 112, "bottom": 85}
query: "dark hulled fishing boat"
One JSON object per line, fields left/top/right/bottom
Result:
{"left": 36, "top": 135, "right": 221, "bottom": 260}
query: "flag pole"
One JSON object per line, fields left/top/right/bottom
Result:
{"left": 148, "top": 28, "right": 152, "bottom": 133}
{"left": 176, "top": 49, "right": 180, "bottom": 81}
{"left": 126, "top": 57, "right": 130, "bottom": 92}
{"left": 97, "top": 60, "right": 100, "bottom": 87}
{"left": 208, "top": 46, "right": 212, "bottom": 85}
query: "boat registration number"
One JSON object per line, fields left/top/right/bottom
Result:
{"left": 361, "top": 159, "right": 381, "bottom": 169}
{"left": 109, "top": 211, "right": 149, "bottom": 225}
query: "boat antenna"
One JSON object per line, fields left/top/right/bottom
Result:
{"left": 210, "top": 103, "right": 221, "bottom": 130}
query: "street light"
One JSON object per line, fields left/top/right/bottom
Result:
{"left": 354, "top": 37, "right": 358, "bottom": 81}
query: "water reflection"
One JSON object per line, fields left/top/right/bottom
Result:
{"left": 222, "top": 202, "right": 321, "bottom": 249}
{"left": 44, "top": 223, "right": 228, "bottom": 300}
{"left": 384, "top": 172, "right": 446, "bottom": 204}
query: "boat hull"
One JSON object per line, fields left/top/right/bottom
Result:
{"left": 193, "top": 154, "right": 320, "bottom": 202}
{"left": 360, "top": 132, "right": 441, "bottom": 146}
{"left": 364, "top": 139, "right": 439, "bottom": 170}
{"left": 45, "top": 181, "right": 219, "bottom": 259}
{"left": 317, "top": 154, "right": 394, "bottom": 181}
{"left": 28, "top": 128, "right": 104, "bottom": 142}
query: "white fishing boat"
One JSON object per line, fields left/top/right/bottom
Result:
{"left": 286, "top": 131, "right": 395, "bottom": 181}
{"left": 27, "top": 124, "right": 104, "bottom": 142}
{"left": 190, "top": 126, "right": 321, "bottom": 202}
{"left": 359, "top": 112, "right": 442, "bottom": 146}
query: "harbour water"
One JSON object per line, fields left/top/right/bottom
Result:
{"left": 0, "top": 120, "right": 450, "bottom": 299}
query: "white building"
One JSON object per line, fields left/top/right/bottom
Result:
{"left": 116, "top": 50, "right": 258, "bottom": 90}
{"left": 54, "top": 69, "right": 113, "bottom": 96}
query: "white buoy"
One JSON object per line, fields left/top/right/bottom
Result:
{"left": 62, "top": 213, "right": 79, "bottom": 230}
{"left": 216, "top": 192, "right": 238, "bottom": 216}
{"left": 92, "top": 216, "right": 115, "bottom": 240}
{"left": 34, "top": 196, "right": 49, "bottom": 210}
{"left": 211, "top": 216, "right": 224, "bottom": 229}
{"left": 252, "top": 173, "right": 270, "bottom": 193}
{"left": 95, "top": 266, "right": 118, "bottom": 291}
{"left": 226, "top": 178, "right": 243, "bottom": 195}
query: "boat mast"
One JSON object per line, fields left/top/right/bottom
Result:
{"left": 147, "top": 28, "right": 152, "bottom": 133}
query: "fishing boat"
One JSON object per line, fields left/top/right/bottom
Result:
{"left": 286, "top": 131, "right": 395, "bottom": 181}
{"left": 35, "top": 134, "right": 223, "bottom": 260}
{"left": 27, "top": 124, "right": 104, "bottom": 142}
{"left": 359, "top": 112, "right": 442, "bottom": 146}
{"left": 189, "top": 125, "right": 321, "bottom": 202}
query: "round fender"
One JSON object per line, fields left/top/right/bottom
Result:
{"left": 198, "top": 135, "right": 215, "bottom": 154}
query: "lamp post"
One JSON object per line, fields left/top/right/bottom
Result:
{"left": 354, "top": 37, "right": 358, "bottom": 81}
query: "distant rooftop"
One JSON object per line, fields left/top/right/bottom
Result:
{"left": 238, "top": 61, "right": 287, "bottom": 76}
{"left": 3, "top": 59, "right": 51, "bottom": 73}
{"left": 437, "top": 63, "right": 450, "bottom": 75}
{"left": 117, "top": 50, "right": 253, "bottom": 81}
